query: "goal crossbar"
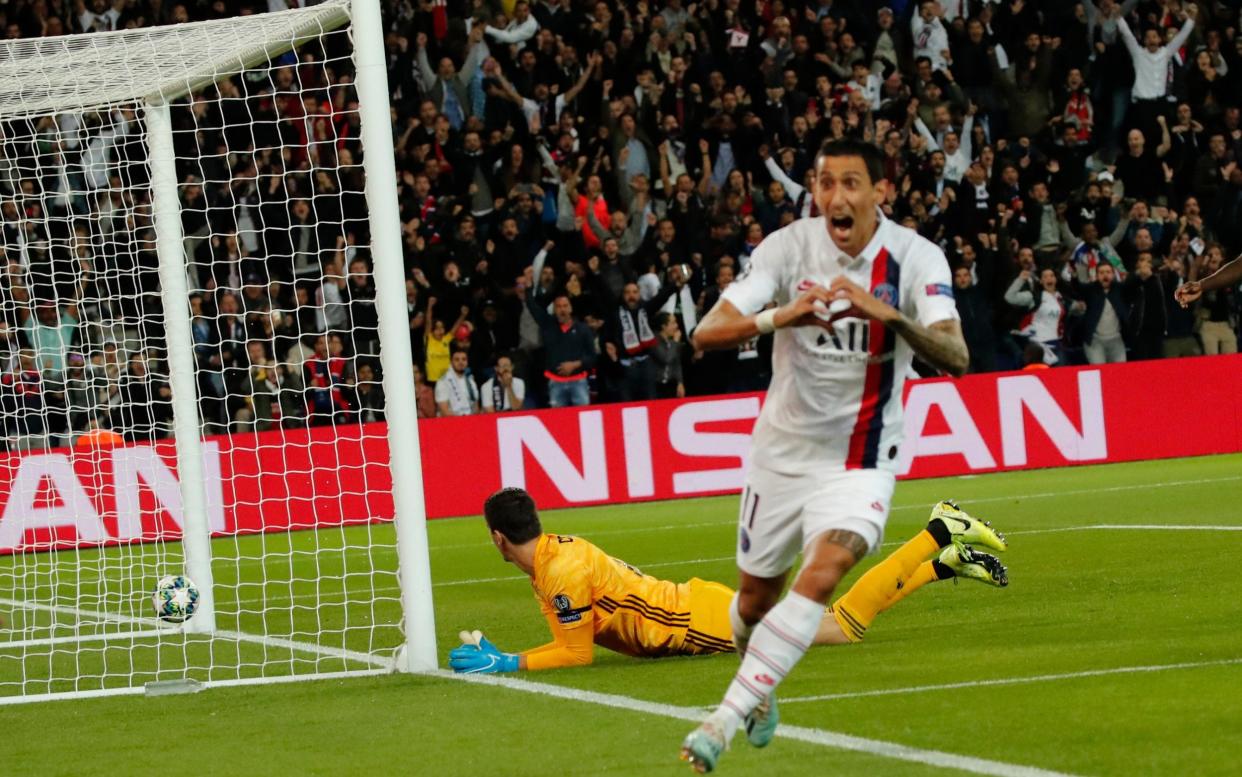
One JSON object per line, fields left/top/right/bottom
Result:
{"left": 0, "top": 0, "right": 350, "bottom": 117}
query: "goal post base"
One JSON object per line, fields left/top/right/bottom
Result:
{"left": 393, "top": 644, "right": 439, "bottom": 674}
{"left": 144, "top": 679, "right": 205, "bottom": 697}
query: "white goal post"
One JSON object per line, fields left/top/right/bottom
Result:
{"left": 0, "top": 0, "right": 437, "bottom": 703}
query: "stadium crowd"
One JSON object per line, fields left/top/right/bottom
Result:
{"left": 0, "top": 0, "right": 1241, "bottom": 447}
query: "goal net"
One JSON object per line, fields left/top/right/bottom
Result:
{"left": 0, "top": 0, "right": 435, "bottom": 704}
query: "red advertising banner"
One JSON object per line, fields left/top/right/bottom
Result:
{"left": 1, "top": 355, "right": 1240, "bottom": 553}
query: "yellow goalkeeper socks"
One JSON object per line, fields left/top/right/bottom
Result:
{"left": 878, "top": 559, "right": 945, "bottom": 612}
{"left": 831, "top": 529, "right": 939, "bottom": 643}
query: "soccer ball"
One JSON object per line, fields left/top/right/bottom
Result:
{"left": 152, "top": 575, "right": 200, "bottom": 623}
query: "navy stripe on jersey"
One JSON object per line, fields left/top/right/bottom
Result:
{"left": 846, "top": 247, "right": 901, "bottom": 470}
{"left": 860, "top": 250, "right": 900, "bottom": 469}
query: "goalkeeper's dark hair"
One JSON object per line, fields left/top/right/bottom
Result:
{"left": 483, "top": 487, "right": 543, "bottom": 544}
{"left": 814, "top": 138, "right": 886, "bottom": 186}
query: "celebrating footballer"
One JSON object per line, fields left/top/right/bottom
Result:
{"left": 448, "top": 138, "right": 1013, "bottom": 775}
{"left": 675, "top": 138, "right": 1007, "bottom": 772}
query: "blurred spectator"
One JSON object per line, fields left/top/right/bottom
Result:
{"left": 912, "top": 3, "right": 950, "bottom": 73}
{"left": 435, "top": 346, "right": 479, "bottom": 416}
{"left": 651, "top": 311, "right": 685, "bottom": 399}
{"left": 1126, "top": 252, "right": 1167, "bottom": 361}
{"left": 1, "top": 349, "right": 47, "bottom": 450}
{"left": 469, "top": 298, "right": 518, "bottom": 381}
{"left": 1113, "top": 122, "right": 1171, "bottom": 203}
{"left": 414, "top": 27, "right": 488, "bottom": 131}
{"left": 59, "top": 352, "right": 99, "bottom": 438}
{"left": 412, "top": 364, "right": 437, "bottom": 419}
{"left": 1194, "top": 246, "right": 1237, "bottom": 355}
{"left": 237, "top": 341, "right": 280, "bottom": 432}
{"left": 1160, "top": 254, "right": 1201, "bottom": 358}
{"left": 520, "top": 284, "right": 595, "bottom": 408}
{"left": 346, "top": 258, "right": 378, "bottom": 357}
{"left": 1115, "top": 4, "right": 1197, "bottom": 137}
{"left": 423, "top": 297, "right": 471, "bottom": 383}
{"left": 317, "top": 256, "right": 350, "bottom": 335}
{"left": 480, "top": 354, "right": 525, "bottom": 412}
{"left": 602, "top": 277, "right": 679, "bottom": 402}
{"left": 111, "top": 350, "right": 173, "bottom": 442}
{"left": 953, "top": 263, "right": 996, "bottom": 374}
{"left": 1079, "top": 263, "right": 1129, "bottom": 364}
{"left": 304, "top": 333, "right": 352, "bottom": 426}
{"left": 214, "top": 291, "right": 250, "bottom": 433}
{"left": 349, "top": 361, "right": 387, "bottom": 423}
{"left": 1006, "top": 267, "right": 1068, "bottom": 366}
{"left": 20, "top": 302, "right": 77, "bottom": 378}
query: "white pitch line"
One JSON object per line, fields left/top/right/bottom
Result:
{"left": 214, "top": 628, "right": 391, "bottom": 669}
{"left": 889, "top": 474, "right": 1242, "bottom": 512}
{"left": 211, "top": 473, "right": 1242, "bottom": 567}
{"left": 218, "top": 521, "right": 737, "bottom": 567}
{"left": 14, "top": 519, "right": 1241, "bottom": 612}
{"left": 430, "top": 520, "right": 735, "bottom": 551}
{"left": 0, "top": 629, "right": 168, "bottom": 650}
{"left": 445, "top": 670, "right": 1078, "bottom": 777}
{"left": 229, "top": 556, "right": 737, "bottom": 607}
{"left": 229, "top": 515, "right": 1242, "bottom": 606}
{"left": 0, "top": 596, "right": 390, "bottom": 670}
{"left": 0, "top": 668, "right": 396, "bottom": 707}
{"left": 433, "top": 555, "right": 735, "bottom": 588}
{"left": 0, "top": 596, "right": 178, "bottom": 632}
{"left": 781, "top": 657, "right": 1242, "bottom": 704}
{"left": 1003, "top": 524, "right": 1242, "bottom": 539}
{"left": 231, "top": 517, "right": 1242, "bottom": 606}
{"left": 1089, "top": 523, "right": 1242, "bottom": 531}
{"left": 210, "top": 474, "right": 1242, "bottom": 567}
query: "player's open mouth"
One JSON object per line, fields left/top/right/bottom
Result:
{"left": 828, "top": 214, "right": 855, "bottom": 242}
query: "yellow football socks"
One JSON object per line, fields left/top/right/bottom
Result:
{"left": 879, "top": 560, "right": 940, "bottom": 612}
{"left": 831, "top": 529, "right": 940, "bottom": 643}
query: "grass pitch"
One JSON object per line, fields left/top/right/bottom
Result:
{"left": 3, "top": 453, "right": 1241, "bottom": 776}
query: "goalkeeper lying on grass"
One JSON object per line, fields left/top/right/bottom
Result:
{"left": 450, "top": 488, "right": 1007, "bottom": 673}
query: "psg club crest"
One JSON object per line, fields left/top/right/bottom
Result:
{"left": 872, "top": 282, "right": 898, "bottom": 307}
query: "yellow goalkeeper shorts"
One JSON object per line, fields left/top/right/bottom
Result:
{"left": 683, "top": 578, "right": 736, "bottom": 655}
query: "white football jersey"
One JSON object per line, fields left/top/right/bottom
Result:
{"left": 721, "top": 214, "right": 959, "bottom": 474}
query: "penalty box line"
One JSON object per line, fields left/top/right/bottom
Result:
{"left": 445, "top": 670, "right": 1079, "bottom": 777}
{"left": 780, "top": 657, "right": 1242, "bottom": 704}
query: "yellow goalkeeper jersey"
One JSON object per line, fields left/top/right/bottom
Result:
{"left": 522, "top": 533, "right": 734, "bottom": 670}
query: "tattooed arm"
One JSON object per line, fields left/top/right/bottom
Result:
{"left": 888, "top": 317, "right": 969, "bottom": 377}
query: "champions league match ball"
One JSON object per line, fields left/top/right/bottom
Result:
{"left": 152, "top": 575, "right": 200, "bottom": 623}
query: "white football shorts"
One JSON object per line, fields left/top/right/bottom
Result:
{"left": 735, "top": 463, "right": 895, "bottom": 579}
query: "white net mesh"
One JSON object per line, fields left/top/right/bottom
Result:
{"left": 0, "top": 0, "right": 413, "bottom": 701}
